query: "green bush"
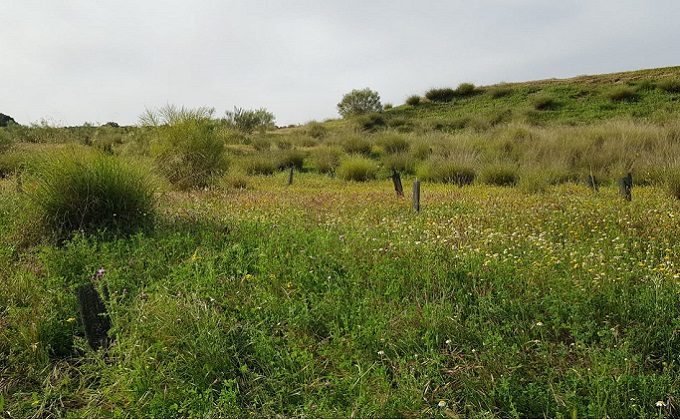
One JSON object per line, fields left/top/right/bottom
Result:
{"left": 28, "top": 151, "right": 155, "bottom": 237}
{"left": 606, "top": 86, "right": 637, "bottom": 102}
{"left": 337, "top": 88, "right": 382, "bottom": 118}
{"left": 405, "top": 95, "right": 421, "bottom": 106}
{"left": 455, "top": 82, "right": 476, "bottom": 96}
{"left": 251, "top": 137, "right": 271, "bottom": 151}
{"left": 479, "top": 164, "right": 519, "bottom": 186}
{"left": 425, "top": 87, "right": 456, "bottom": 103}
{"left": 143, "top": 105, "right": 227, "bottom": 190}
{"left": 337, "top": 156, "right": 378, "bottom": 181}
{"left": 657, "top": 78, "right": 680, "bottom": 93}
{"left": 224, "top": 107, "right": 276, "bottom": 134}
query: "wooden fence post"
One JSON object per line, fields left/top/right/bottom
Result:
{"left": 618, "top": 172, "right": 632, "bottom": 201}
{"left": 412, "top": 179, "right": 420, "bottom": 212}
{"left": 75, "top": 283, "right": 112, "bottom": 351}
{"left": 287, "top": 167, "right": 294, "bottom": 186}
{"left": 392, "top": 170, "right": 404, "bottom": 197}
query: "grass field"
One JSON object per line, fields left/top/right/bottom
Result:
{"left": 2, "top": 66, "right": 680, "bottom": 418}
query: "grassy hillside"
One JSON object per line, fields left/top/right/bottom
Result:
{"left": 1, "top": 66, "right": 680, "bottom": 418}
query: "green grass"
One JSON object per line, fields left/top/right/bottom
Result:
{"left": 4, "top": 65, "right": 680, "bottom": 418}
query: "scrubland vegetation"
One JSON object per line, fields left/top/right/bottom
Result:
{"left": 2, "top": 67, "right": 680, "bottom": 418}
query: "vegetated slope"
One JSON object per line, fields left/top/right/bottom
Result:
{"left": 379, "top": 66, "right": 680, "bottom": 130}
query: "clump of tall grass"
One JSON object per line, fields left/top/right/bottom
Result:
{"left": 425, "top": 87, "right": 456, "bottom": 103}
{"left": 487, "top": 83, "right": 514, "bottom": 98}
{"left": 340, "top": 135, "right": 372, "bottom": 155}
{"left": 479, "top": 164, "right": 519, "bottom": 186}
{"left": 354, "top": 113, "right": 387, "bottom": 131}
{"left": 376, "top": 133, "right": 410, "bottom": 155}
{"left": 417, "top": 157, "right": 476, "bottom": 185}
{"left": 657, "top": 78, "right": 680, "bottom": 93}
{"left": 310, "top": 147, "right": 342, "bottom": 174}
{"left": 405, "top": 95, "right": 421, "bottom": 106}
{"left": 27, "top": 150, "right": 155, "bottom": 237}
{"left": 529, "top": 92, "right": 557, "bottom": 110}
{"left": 142, "top": 105, "right": 227, "bottom": 190}
{"left": 455, "top": 82, "right": 476, "bottom": 96}
{"left": 337, "top": 156, "right": 377, "bottom": 181}
{"left": 306, "top": 122, "right": 328, "bottom": 139}
{"left": 0, "top": 129, "right": 14, "bottom": 153}
{"left": 606, "top": 86, "right": 637, "bottom": 102}
{"left": 276, "top": 150, "right": 306, "bottom": 170}
{"left": 382, "top": 153, "right": 417, "bottom": 174}
{"left": 239, "top": 154, "right": 279, "bottom": 175}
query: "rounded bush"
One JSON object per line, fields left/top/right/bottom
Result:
{"left": 341, "top": 135, "right": 372, "bottom": 155}
{"left": 455, "top": 82, "right": 476, "bottom": 96}
{"left": 311, "top": 147, "right": 342, "bottom": 174}
{"left": 0, "top": 129, "right": 13, "bottom": 153}
{"left": 405, "top": 95, "right": 421, "bottom": 106}
{"left": 417, "top": 159, "right": 476, "bottom": 186}
{"left": 337, "top": 156, "right": 378, "bottom": 181}
{"left": 425, "top": 88, "right": 456, "bottom": 103}
{"left": 28, "top": 151, "right": 155, "bottom": 237}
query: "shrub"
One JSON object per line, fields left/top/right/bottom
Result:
{"left": 479, "top": 164, "right": 519, "bottom": 186}
{"left": 341, "top": 135, "right": 372, "bottom": 155}
{"left": 220, "top": 170, "right": 248, "bottom": 190}
{"left": 657, "top": 78, "right": 680, "bottom": 93}
{"left": 28, "top": 151, "right": 155, "bottom": 237}
{"left": 142, "top": 105, "right": 227, "bottom": 190}
{"left": 606, "top": 86, "right": 637, "bottom": 102}
{"left": 405, "top": 95, "right": 421, "bottom": 106}
{"left": 377, "top": 133, "right": 410, "bottom": 155}
{"left": 425, "top": 87, "right": 456, "bottom": 103}
{"left": 337, "top": 88, "right": 382, "bottom": 118}
{"left": 311, "top": 147, "right": 342, "bottom": 174}
{"left": 337, "top": 156, "right": 378, "bottom": 181}
{"left": 224, "top": 107, "right": 276, "bottom": 134}
{"left": 529, "top": 93, "right": 556, "bottom": 110}
{"left": 383, "top": 103, "right": 393, "bottom": 110}
{"left": 455, "top": 82, "right": 476, "bottom": 96}
{"left": 636, "top": 79, "right": 656, "bottom": 91}
{"left": 387, "top": 118, "right": 415, "bottom": 132}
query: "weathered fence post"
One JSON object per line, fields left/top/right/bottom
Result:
{"left": 618, "top": 172, "right": 632, "bottom": 201}
{"left": 412, "top": 179, "right": 421, "bottom": 212}
{"left": 75, "top": 283, "right": 112, "bottom": 351}
{"left": 287, "top": 167, "right": 294, "bottom": 186}
{"left": 392, "top": 170, "right": 404, "bottom": 197}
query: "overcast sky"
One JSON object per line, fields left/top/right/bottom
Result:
{"left": 2, "top": 1, "right": 679, "bottom": 127}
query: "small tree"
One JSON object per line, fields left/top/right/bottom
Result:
{"left": 337, "top": 88, "right": 382, "bottom": 118}
{"left": 0, "top": 113, "right": 17, "bottom": 127}
{"left": 224, "top": 107, "right": 276, "bottom": 134}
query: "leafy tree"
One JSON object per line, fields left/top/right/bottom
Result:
{"left": 224, "top": 107, "right": 276, "bottom": 134}
{"left": 0, "top": 113, "right": 17, "bottom": 127}
{"left": 337, "top": 88, "right": 382, "bottom": 118}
